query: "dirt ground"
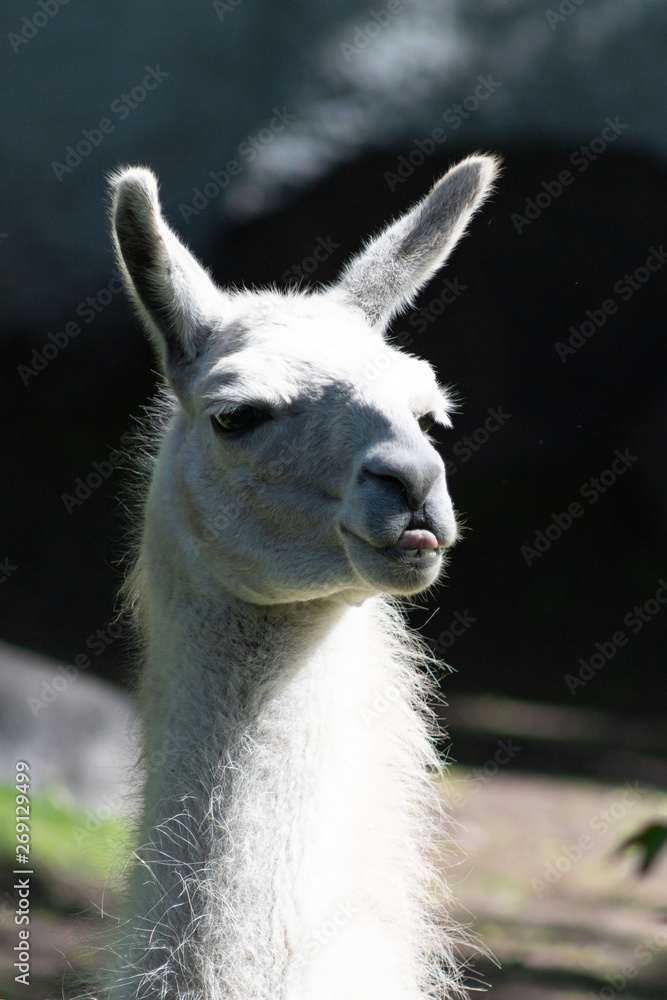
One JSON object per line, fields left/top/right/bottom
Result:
{"left": 2, "top": 766, "right": 666, "bottom": 999}
{"left": 446, "top": 767, "right": 667, "bottom": 998}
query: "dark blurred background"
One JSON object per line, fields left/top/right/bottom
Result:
{"left": 2, "top": 3, "right": 667, "bottom": 997}
{"left": 2, "top": 0, "right": 666, "bottom": 720}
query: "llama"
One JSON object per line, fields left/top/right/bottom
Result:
{"left": 105, "top": 153, "right": 498, "bottom": 1000}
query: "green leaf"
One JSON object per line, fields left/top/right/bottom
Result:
{"left": 615, "top": 822, "right": 667, "bottom": 875}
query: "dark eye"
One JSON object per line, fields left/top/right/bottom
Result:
{"left": 418, "top": 414, "right": 434, "bottom": 434}
{"left": 212, "top": 406, "right": 271, "bottom": 435}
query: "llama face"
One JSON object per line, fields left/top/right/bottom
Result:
{"left": 151, "top": 293, "right": 458, "bottom": 603}
{"left": 111, "top": 157, "right": 498, "bottom": 604}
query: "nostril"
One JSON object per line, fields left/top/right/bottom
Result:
{"left": 374, "top": 473, "right": 405, "bottom": 492}
{"left": 362, "top": 468, "right": 423, "bottom": 510}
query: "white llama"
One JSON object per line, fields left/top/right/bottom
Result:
{"left": 105, "top": 153, "right": 498, "bottom": 1000}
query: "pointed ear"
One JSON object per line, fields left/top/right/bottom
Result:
{"left": 330, "top": 154, "right": 500, "bottom": 333}
{"left": 109, "top": 166, "right": 227, "bottom": 384}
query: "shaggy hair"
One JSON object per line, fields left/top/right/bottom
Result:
{"left": 95, "top": 155, "right": 498, "bottom": 1000}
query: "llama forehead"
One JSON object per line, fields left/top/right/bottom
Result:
{"left": 198, "top": 292, "right": 450, "bottom": 419}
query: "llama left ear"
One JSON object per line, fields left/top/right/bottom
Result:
{"left": 110, "top": 166, "right": 227, "bottom": 387}
{"left": 331, "top": 154, "right": 499, "bottom": 333}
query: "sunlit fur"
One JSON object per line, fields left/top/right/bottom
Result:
{"left": 101, "top": 154, "right": 498, "bottom": 1000}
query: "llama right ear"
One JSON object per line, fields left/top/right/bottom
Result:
{"left": 110, "top": 166, "right": 226, "bottom": 385}
{"left": 330, "top": 154, "right": 499, "bottom": 334}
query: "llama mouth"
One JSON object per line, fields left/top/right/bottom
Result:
{"left": 389, "top": 528, "right": 443, "bottom": 563}
{"left": 340, "top": 525, "right": 446, "bottom": 575}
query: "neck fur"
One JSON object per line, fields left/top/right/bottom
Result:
{"left": 109, "top": 547, "right": 461, "bottom": 1000}
{"left": 102, "top": 153, "right": 501, "bottom": 1000}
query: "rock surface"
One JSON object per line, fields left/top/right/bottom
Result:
{"left": 0, "top": 640, "right": 137, "bottom": 810}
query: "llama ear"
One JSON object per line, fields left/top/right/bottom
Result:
{"left": 331, "top": 154, "right": 500, "bottom": 334}
{"left": 110, "top": 166, "right": 226, "bottom": 382}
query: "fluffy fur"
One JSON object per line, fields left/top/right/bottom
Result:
{"left": 101, "top": 155, "right": 498, "bottom": 999}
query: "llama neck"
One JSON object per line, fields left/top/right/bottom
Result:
{"left": 117, "top": 572, "right": 455, "bottom": 1000}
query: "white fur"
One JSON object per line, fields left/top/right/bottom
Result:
{"left": 101, "top": 154, "right": 498, "bottom": 999}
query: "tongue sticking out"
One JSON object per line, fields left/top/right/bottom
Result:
{"left": 395, "top": 529, "right": 440, "bottom": 553}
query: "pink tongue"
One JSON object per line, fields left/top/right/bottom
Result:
{"left": 396, "top": 529, "right": 439, "bottom": 551}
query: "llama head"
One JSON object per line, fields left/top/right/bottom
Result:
{"left": 110, "top": 156, "right": 498, "bottom": 605}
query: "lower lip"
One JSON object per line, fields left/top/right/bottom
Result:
{"left": 340, "top": 526, "right": 445, "bottom": 568}
{"left": 387, "top": 545, "right": 442, "bottom": 565}
{"left": 390, "top": 528, "right": 443, "bottom": 564}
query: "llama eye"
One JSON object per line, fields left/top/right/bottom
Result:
{"left": 212, "top": 406, "right": 271, "bottom": 435}
{"left": 418, "top": 414, "right": 434, "bottom": 434}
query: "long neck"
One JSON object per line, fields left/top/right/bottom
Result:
{"left": 110, "top": 558, "right": 460, "bottom": 1000}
